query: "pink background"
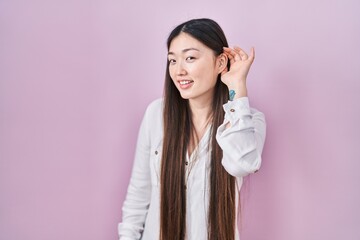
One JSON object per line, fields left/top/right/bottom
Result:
{"left": 1, "top": 0, "right": 359, "bottom": 239}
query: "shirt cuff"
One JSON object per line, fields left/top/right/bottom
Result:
{"left": 223, "top": 97, "right": 251, "bottom": 125}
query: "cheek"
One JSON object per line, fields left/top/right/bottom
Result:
{"left": 196, "top": 65, "right": 218, "bottom": 83}
{"left": 192, "top": 60, "right": 217, "bottom": 79}
{"left": 168, "top": 66, "right": 175, "bottom": 80}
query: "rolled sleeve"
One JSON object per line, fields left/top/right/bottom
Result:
{"left": 216, "top": 97, "right": 266, "bottom": 177}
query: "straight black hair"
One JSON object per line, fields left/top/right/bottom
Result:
{"left": 160, "top": 18, "right": 236, "bottom": 240}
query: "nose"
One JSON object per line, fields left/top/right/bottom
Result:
{"left": 175, "top": 61, "right": 187, "bottom": 76}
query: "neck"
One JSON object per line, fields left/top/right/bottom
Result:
{"left": 187, "top": 99, "right": 211, "bottom": 155}
{"left": 186, "top": 93, "right": 213, "bottom": 156}
{"left": 188, "top": 97, "right": 213, "bottom": 130}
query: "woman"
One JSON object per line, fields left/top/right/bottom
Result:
{"left": 118, "top": 18, "right": 266, "bottom": 240}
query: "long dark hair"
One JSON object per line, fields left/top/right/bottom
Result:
{"left": 160, "top": 18, "right": 236, "bottom": 240}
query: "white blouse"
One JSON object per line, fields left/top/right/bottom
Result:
{"left": 118, "top": 97, "right": 266, "bottom": 240}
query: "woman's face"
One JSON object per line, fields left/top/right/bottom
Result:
{"left": 168, "top": 32, "right": 221, "bottom": 103}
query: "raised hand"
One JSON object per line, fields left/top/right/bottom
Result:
{"left": 221, "top": 46, "right": 255, "bottom": 99}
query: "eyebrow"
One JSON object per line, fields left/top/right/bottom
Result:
{"left": 168, "top": 48, "right": 200, "bottom": 56}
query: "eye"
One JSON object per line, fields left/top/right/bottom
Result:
{"left": 186, "top": 56, "right": 196, "bottom": 62}
{"left": 168, "top": 59, "right": 176, "bottom": 64}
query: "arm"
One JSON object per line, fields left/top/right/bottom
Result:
{"left": 216, "top": 97, "right": 266, "bottom": 177}
{"left": 118, "top": 106, "right": 152, "bottom": 240}
{"left": 218, "top": 46, "right": 266, "bottom": 177}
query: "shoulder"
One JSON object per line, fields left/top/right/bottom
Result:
{"left": 142, "top": 98, "right": 163, "bottom": 144}
{"left": 146, "top": 98, "right": 163, "bottom": 112}
{"left": 144, "top": 98, "right": 163, "bottom": 120}
{"left": 142, "top": 98, "right": 164, "bottom": 127}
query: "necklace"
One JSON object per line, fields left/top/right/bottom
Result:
{"left": 185, "top": 129, "right": 204, "bottom": 189}
{"left": 185, "top": 149, "right": 198, "bottom": 190}
{"left": 184, "top": 124, "right": 211, "bottom": 189}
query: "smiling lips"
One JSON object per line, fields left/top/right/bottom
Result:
{"left": 178, "top": 80, "right": 194, "bottom": 89}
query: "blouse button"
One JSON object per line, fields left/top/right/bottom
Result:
{"left": 230, "top": 108, "right": 235, "bottom": 112}
{"left": 185, "top": 161, "right": 188, "bottom": 165}
{"left": 155, "top": 150, "right": 158, "bottom": 155}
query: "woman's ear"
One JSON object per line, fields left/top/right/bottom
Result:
{"left": 217, "top": 53, "right": 228, "bottom": 74}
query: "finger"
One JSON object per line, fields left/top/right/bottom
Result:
{"left": 223, "top": 47, "right": 235, "bottom": 65}
{"left": 221, "top": 67, "right": 228, "bottom": 76}
{"left": 249, "top": 47, "right": 255, "bottom": 61}
{"left": 233, "top": 46, "right": 242, "bottom": 53}
{"left": 224, "top": 47, "right": 241, "bottom": 61}
{"left": 227, "top": 52, "right": 235, "bottom": 65}
{"left": 234, "top": 46, "right": 248, "bottom": 61}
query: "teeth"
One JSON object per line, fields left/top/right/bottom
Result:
{"left": 180, "top": 80, "right": 193, "bottom": 85}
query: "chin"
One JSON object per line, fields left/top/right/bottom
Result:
{"left": 179, "top": 95, "right": 190, "bottom": 100}
{"left": 178, "top": 91, "right": 191, "bottom": 100}
{"left": 180, "top": 92, "right": 197, "bottom": 100}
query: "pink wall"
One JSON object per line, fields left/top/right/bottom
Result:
{"left": 1, "top": 0, "right": 359, "bottom": 239}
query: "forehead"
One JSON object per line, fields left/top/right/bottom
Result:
{"left": 169, "top": 32, "right": 209, "bottom": 53}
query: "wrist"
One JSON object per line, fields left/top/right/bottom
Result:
{"left": 233, "top": 88, "right": 247, "bottom": 99}
{"left": 228, "top": 82, "right": 247, "bottom": 100}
